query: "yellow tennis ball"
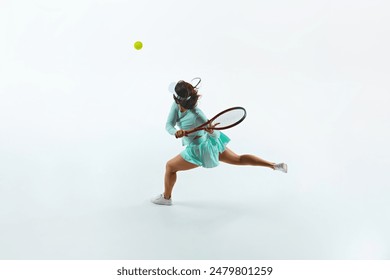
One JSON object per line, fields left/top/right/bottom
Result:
{"left": 134, "top": 41, "right": 143, "bottom": 50}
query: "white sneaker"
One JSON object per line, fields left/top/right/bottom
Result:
{"left": 274, "top": 163, "right": 288, "bottom": 173}
{"left": 151, "top": 194, "right": 172, "bottom": 206}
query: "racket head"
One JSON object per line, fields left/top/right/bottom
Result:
{"left": 209, "top": 107, "right": 247, "bottom": 130}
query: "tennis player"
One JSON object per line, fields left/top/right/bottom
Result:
{"left": 151, "top": 79, "right": 287, "bottom": 205}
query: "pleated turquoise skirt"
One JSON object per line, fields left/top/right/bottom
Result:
{"left": 180, "top": 132, "right": 230, "bottom": 168}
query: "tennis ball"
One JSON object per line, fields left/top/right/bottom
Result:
{"left": 134, "top": 41, "right": 143, "bottom": 50}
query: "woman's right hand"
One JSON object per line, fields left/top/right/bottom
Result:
{"left": 205, "top": 122, "right": 220, "bottom": 134}
{"left": 175, "top": 130, "right": 186, "bottom": 138}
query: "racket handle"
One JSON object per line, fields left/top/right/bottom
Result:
{"left": 184, "top": 128, "right": 198, "bottom": 135}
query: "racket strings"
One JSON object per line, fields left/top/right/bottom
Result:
{"left": 212, "top": 109, "right": 246, "bottom": 129}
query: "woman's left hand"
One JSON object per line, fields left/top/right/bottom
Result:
{"left": 204, "top": 122, "right": 220, "bottom": 134}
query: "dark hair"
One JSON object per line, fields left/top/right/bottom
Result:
{"left": 173, "top": 78, "right": 201, "bottom": 109}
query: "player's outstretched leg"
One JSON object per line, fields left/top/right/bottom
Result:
{"left": 219, "top": 148, "right": 287, "bottom": 172}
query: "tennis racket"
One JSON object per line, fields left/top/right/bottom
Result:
{"left": 177, "top": 107, "right": 246, "bottom": 138}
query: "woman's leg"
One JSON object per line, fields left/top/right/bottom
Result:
{"left": 164, "top": 154, "right": 198, "bottom": 199}
{"left": 219, "top": 147, "right": 275, "bottom": 169}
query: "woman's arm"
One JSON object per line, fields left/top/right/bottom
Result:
{"left": 165, "top": 103, "right": 178, "bottom": 135}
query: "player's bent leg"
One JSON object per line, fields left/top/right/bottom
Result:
{"left": 166, "top": 154, "right": 199, "bottom": 173}
{"left": 164, "top": 154, "right": 198, "bottom": 199}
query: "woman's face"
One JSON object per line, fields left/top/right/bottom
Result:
{"left": 178, "top": 104, "right": 187, "bottom": 112}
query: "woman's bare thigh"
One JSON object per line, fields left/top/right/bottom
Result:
{"left": 166, "top": 154, "right": 199, "bottom": 172}
{"left": 219, "top": 148, "right": 240, "bottom": 164}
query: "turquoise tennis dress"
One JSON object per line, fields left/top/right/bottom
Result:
{"left": 166, "top": 102, "right": 230, "bottom": 168}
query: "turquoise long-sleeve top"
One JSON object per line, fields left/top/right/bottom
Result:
{"left": 166, "top": 102, "right": 220, "bottom": 146}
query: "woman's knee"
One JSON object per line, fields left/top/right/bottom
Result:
{"left": 234, "top": 154, "right": 242, "bottom": 164}
{"left": 165, "top": 161, "right": 176, "bottom": 173}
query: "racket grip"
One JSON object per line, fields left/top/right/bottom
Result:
{"left": 185, "top": 128, "right": 197, "bottom": 135}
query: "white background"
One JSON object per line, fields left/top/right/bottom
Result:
{"left": 0, "top": 0, "right": 389, "bottom": 259}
